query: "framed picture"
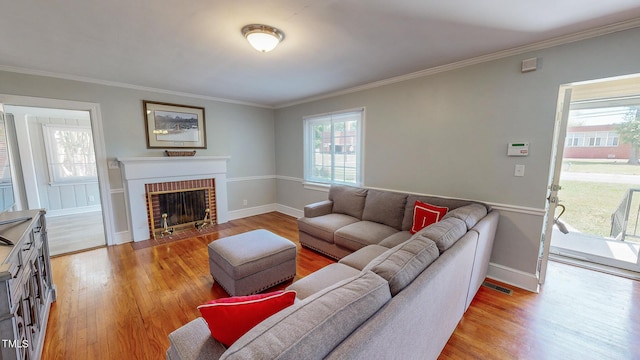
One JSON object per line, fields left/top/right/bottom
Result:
{"left": 143, "top": 101, "right": 206, "bottom": 149}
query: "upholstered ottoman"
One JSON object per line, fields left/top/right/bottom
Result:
{"left": 207, "top": 229, "right": 297, "bottom": 296}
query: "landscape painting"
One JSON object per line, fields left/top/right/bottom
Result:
{"left": 143, "top": 101, "right": 206, "bottom": 149}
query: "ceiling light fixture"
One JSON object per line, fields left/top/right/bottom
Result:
{"left": 241, "top": 24, "right": 284, "bottom": 53}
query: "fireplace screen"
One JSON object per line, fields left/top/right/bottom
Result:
{"left": 158, "top": 189, "right": 206, "bottom": 226}
{"left": 146, "top": 179, "right": 216, "bottom": 239}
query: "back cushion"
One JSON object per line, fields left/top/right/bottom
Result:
{"left": 221, "top": 271, "right": 391, "bottom": 360}
{"left": 329, "top": 185, "right": 368, "bottom": 219}
{"left": 443, "top": 203, "right": 488, "bottom": 229}
{"left": 361, "top": 189, "right": 408, "bottom": 230}
{"left": 363, "top": 236, "right": 439, "bottom": 296}
{"left": 413, "top": 217, "right": 467, "bottom": 252}
{"left": 401, "top": 195, "right": 483, "bottom": 231}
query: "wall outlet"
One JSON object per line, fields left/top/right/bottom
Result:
{"left": 514, "top": 164, "right": 525, "bottom": 177}
{"left": 243, "top": 199, "right": 248, "bottom": 206}
{"left": 88, "top": 195, "right": 95, "bottom": 202}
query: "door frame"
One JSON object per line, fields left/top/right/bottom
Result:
{"left": 0, "top": 94, "right": 115, "bottom": 246}
{"left": 540, "top": 75, "right": 640, "bottom": 280}
{"left": 539, "top": 87, "right": 573, "bottom": 284}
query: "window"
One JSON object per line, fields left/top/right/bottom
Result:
{"left": 304, "top": 108, "right": 364, "bottom": 186}
{"left": 565, "top": 131, "right": 619, "bottom": 148}
{"left": 566, "top": 132, "right": 583, "bottom": 147}
{"left": 42, "top": 124, "right": 97, "bottom": 185}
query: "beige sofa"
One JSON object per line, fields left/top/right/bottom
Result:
{"left": 166, "top": 185, "right": 499, "bottom": 360}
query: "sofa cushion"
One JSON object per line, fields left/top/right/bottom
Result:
{"left": 362, "top": 236, "right": 439, "bottom": 296}
{"left": 413, "top": 217, "right": 467, "bottom": 252}
{"left": 361, "top": 189, "right": 407, "bottom": 230}
{"left": 329, "top": 185, "right": 368, "bottom": 219}
{"left": 286, "top": 263, "right": 360, "bottom": 300}
{"left": 378, "top": 231, "right": 413, "bottom": 248}
{"left": 221, "top": 271, "right": 391, "bottom": 360}
{"left": 443, "top": 203, "right": 488, "bottom": 229}
{"left": 197, "top": 290, "right": 296, "bottom": 347}
{"left": 339, "top": 245, "right": 389, "bottom": 270}
{"left": 335, "top": 221, "right": 399, "bottom": 251}
{"left": 401, "top": 195, "right": 476, "bottom": 231}
{"left": 410, "top": 200, "right": 449, "bottom": 234}
{"left": 298, "top": 213, "right": 360, "bottom": 244}
{"left": 167, "top": 318, "right": 227, "bottom": 360}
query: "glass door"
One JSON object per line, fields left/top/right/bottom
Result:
{"left": 548, "top": 76, "right": 640, "bottom": 273}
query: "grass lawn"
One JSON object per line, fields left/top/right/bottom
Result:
{"left": 562, "top": 159, "right": 640, "bottom": 175}
{"left": 559, "top": 180, "right": 640, "bottom": 238}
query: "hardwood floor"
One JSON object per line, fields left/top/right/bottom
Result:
{"left": 41, "top": 212, "right": 640, "bottom": 359}
{"left": 442, "top": 263, "right": 640, "bottom": 359}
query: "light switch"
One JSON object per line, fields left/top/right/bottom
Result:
{"left": 514, "top": 164, "right": 525, "bottom": 177}
{"left": 108, "top": 159, "right": 120, "bottom": 170}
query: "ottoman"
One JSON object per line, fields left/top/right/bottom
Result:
{"left": 207, "top": 229, "right": 297, "bottom": 296}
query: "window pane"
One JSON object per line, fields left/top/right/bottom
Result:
{"left": 304, "top": 109, "right": 363, "bottom": 186}
{"left": 43, "top": 124, "right": 97, "bottom": 184}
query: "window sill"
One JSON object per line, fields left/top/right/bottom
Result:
{"left": 303, "top": 182, "right": 330, "bottom": 192}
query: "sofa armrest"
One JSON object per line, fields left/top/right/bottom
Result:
{"left": 303, "top": 200, "right": 333, "bottom": 218}
{"left": 166, "top": 318, "right": 227, "bottom": 360}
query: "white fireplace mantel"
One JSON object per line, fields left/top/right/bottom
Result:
{"left": 118, "top": 156, "right": 230, "bottom": 242}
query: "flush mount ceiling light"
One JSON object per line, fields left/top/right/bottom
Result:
{"left": 241, "top": 24, "right": 284, "bottom": 53}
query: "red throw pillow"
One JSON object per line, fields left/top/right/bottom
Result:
{"left": 197, "top": 290, "right": 296, "bottom": 347}
{"left": 410, "top": 201, "right": 449, "bottom": 234}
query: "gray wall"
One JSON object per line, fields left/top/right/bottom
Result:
{"left": 274, "top": 26, "right": 640, "bottom": 290}
{"left": 1, "top": 25, "right": 639, "bottom": 289}
{"left": 0, "top": 71, "right": 275, "bottom": 239}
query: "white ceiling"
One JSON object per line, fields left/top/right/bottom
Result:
{"left": 2, "top": 1, "right": 640, "bottom": 107}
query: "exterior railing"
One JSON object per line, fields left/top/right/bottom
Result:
{"left": 610, "top": 188, "right": 640, "bottom": 241}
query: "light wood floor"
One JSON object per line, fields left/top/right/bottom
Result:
{"left": 41, "top": 212, "right": 640, "bottom": 359}
{"left": 47, "top": 211, "right": 106, "bottom": 256}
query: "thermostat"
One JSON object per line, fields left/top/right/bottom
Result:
{"left": 508, "top": 142, "right": 529, "bottom": 156}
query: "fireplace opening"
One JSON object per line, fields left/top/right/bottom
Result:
{"left": 145, "top": 179, "right": 216, "bottom": 239}
{"left": 158, "top": 189, "right": 206, "bottom": 226}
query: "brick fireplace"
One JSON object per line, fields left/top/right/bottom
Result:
{"left": 145, "top": 178, "right": 216, "bottom": 239}
{"left": 118, "top": 156, "right": 229, "bottom": 242}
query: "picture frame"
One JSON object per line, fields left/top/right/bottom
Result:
{"left": 143, "top": 100, "right": 206, "bottom": 149}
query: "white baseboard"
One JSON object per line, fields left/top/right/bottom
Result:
{"left": 276, "top": 204, "right": 303, "bottom": 218}
{"left": 487, "top": 262, "right": 540, "bottom": 293}
{"left": 112, "top": 231, "right": 132, "bottom": 245}
{"left": 227, "top": 204, "right": 278, "bottom": 221}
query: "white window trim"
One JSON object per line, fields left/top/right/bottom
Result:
{"left": 565, "top": 130, "right": 619, "bottom": 148}
{"left": 42, "top": 123, "right": 98, "bottom": 185}
{"left": 303, "top": 107, "right": 365, "bottom": 187}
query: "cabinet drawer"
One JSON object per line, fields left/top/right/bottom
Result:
{"left": 19, "top": 226, "right": 41, "bottom": 265}
{"left": 8, "top": 264, "right": 28, "bottom": 313}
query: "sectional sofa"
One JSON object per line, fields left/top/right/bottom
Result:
{"left": 298, "top": 185, "right": 494, "bottom": 260}
{"left": 166, "top": 185, "right": 499, "bottom": 359}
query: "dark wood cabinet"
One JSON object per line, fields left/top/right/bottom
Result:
{"left": 0, "top": 210, "right": 56, "bottom": 360}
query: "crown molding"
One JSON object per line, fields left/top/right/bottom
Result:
{"left": 275, "top": 18, "right": 640, "bottom": 109}
{"left": 0, "top": 64, "right": 273, "bottom": 109}
{"left": 1, "top": 17, "right": 639, "bottom": 110}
